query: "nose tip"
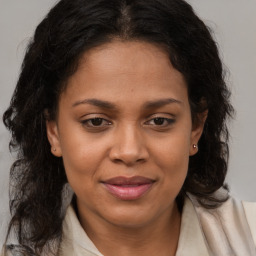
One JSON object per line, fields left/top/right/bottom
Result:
{"left": 109, "top": 127, "right": 148, "bottom": 165}
{"left": 110, "top": 147, "right": 146, "bottom": 165}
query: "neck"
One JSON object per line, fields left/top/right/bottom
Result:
{"left": 77, "top": 202, "right": 181, "bottom": 256}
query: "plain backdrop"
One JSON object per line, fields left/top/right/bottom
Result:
{"left": 0, "top": 0, "right": 256, "bottom": 243}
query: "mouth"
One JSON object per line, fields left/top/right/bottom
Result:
{"left": 102, "top": 176, "right": 155, "bottom": 200}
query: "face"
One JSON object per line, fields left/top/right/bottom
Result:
{"left": 47, "top": 41, "right": 204, "bottom": 228}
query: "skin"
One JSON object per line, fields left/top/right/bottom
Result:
{"left": 47, "top": 40, "right": 206, "bottom": 256}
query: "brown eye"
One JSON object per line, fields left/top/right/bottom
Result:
{"left": 153, "top": 118, "right": 165, "bottom": 125}
{"left": 90, "top": 118, "right": 104, "bottom": 126}
{"left": 144, "top": 117, "right": 175, "bottom": 128}
{"left": 81, "top": 118, "right": 111, "bottom": 128}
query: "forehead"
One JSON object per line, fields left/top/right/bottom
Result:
{"left": 76, "top": 40, "right": 180, "bottom": 83}
{"left": 61, "top": 40, "right": 188, "bottom": 108}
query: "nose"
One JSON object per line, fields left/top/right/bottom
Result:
{"left": 109, "top": 124, "right": 149, "bottom": 166}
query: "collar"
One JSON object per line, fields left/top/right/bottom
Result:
{"left": 60, "top": 197, "right": 210, "bottom": 256}
{"left": 60, "top": 206, "right": 103, "bottom": 256}
{"left": 175, "top": 197, "right": 210, "bottom": 256}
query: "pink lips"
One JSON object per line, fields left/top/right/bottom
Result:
{"left": 102, "top": 176, "right": 155, "bottom": 200}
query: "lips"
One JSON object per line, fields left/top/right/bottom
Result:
{"left": 102, "top": 176, "right": 155, "bottom": 200}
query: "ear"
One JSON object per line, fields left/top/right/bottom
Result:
{"left": 46, "top": 120, "right": 62, "bottom": 157}
{"left": 189, "top": 110, "right": 208, "bottom": 156}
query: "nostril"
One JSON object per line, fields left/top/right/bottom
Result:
{"left": 112, "top": 158, "right": 123, "bottom": 164}
{"left": 110, "top": 156, "right": 146, "bottom": 166}
{"left": 108, "top": 130, "right": 149, "bottom": 164}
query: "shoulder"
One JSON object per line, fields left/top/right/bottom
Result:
{"left": 242, "top": 201, "right": 256, "bottom": 245}
{"left": 187, "top": 190, "right": 256, "bottom": 254}
{"left": 60, "top": 205, "right": 103, "bottom": 256}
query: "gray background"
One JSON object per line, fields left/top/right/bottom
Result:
{"left": 0, "top": 0, "right": 256, "bottom": 242}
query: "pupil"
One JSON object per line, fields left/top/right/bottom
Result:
{"left": 154, "top": 118, "right": 164, "bottom": 125}
{"left": 91, "top": 118, "right": 103, "bottom": 126}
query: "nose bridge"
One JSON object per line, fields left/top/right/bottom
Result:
{"left": 109, "top": 122, "right": 148, "bottom": 164}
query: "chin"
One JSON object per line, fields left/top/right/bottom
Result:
{"left": 101, "top": 204, "right": 159, "bottom": 228}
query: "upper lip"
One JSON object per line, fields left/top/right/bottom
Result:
{"left": 102, "top": 176, "right": 155, "bottom": 185}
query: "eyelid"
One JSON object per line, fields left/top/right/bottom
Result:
{"left": 145, "top": 117, "right": 174, "bottom": 125}
{"left": 80, "top": 115, "right": 112, "bottom": 128}
{"left": 144, "top": 114, "right": 176, "bottom": 127}
{"left": 80, "top": 112, "right": 110, "bottom": 119}
{"left": 145, "top": 112, "right": 175, "bottom": 118}
{"left": 79, "top": 113, "right": 175, "bottom": 128}
{"left": 82, "top": 117, "right": 111, "bottom": 123}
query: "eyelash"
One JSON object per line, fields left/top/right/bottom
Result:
{"left": 81, "top": 116, "right": 175, "bottom": 129}
{"left": 81, "top": 118, "right": 111, "bottom": 128}
{"left": 144, "top": 117, "right": 175, "bottom": 127}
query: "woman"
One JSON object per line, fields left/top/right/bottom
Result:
{"left": 2, "top": 0, "right": 256, "bottom": 255}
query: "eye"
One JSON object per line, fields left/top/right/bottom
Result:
{"left": 151, "top": 118, "right": 166, "bottom": 125}
{"left": 81, "top": 118, "right": 111, "bottom": 128}
{"left": 145, "top": 117, "right": 175, "bottom": 127}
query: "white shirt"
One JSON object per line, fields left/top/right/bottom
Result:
{"left": 59, "top": 194, "right": 256, "bottom": 256}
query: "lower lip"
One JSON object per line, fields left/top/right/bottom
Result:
{"left": 103, "top": 183, "right": 154, "bottom": 200}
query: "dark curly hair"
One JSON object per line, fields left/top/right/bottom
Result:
{"left": 3, "top": 0, "right": 233, "bottom": 254}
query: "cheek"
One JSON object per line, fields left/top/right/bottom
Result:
{"left": 59, "top": 118, "right": 100, "bottom": 167}
{"left": 152, "top": 129, "right": 191, "bottom": 189}
{"left": 62, "top": 142, "right": 101, "bottom": 180}
{"left": 58, "top": 127, "right": 103, "bottom": 190}
{"left": 153, "top": 128, "right": 191, "bottom": 166}
{"left": 59, "top": 130, "right": 118, "bottom": 200}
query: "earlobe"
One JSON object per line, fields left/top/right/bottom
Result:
{"left": 46, "top": 120, "right": 62, "bottom": 157}
{"left": 189, "top": 110, "right": 208, "bottom": 156}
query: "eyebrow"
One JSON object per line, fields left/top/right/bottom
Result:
{"left": 142, "top": 98, "right": 182, "bottom": 109}
{"left": 72, "top": 98, "right": 118, "bottom": 110}
{"left": 72, "top": 98, "right": 182, "bottom": 110}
